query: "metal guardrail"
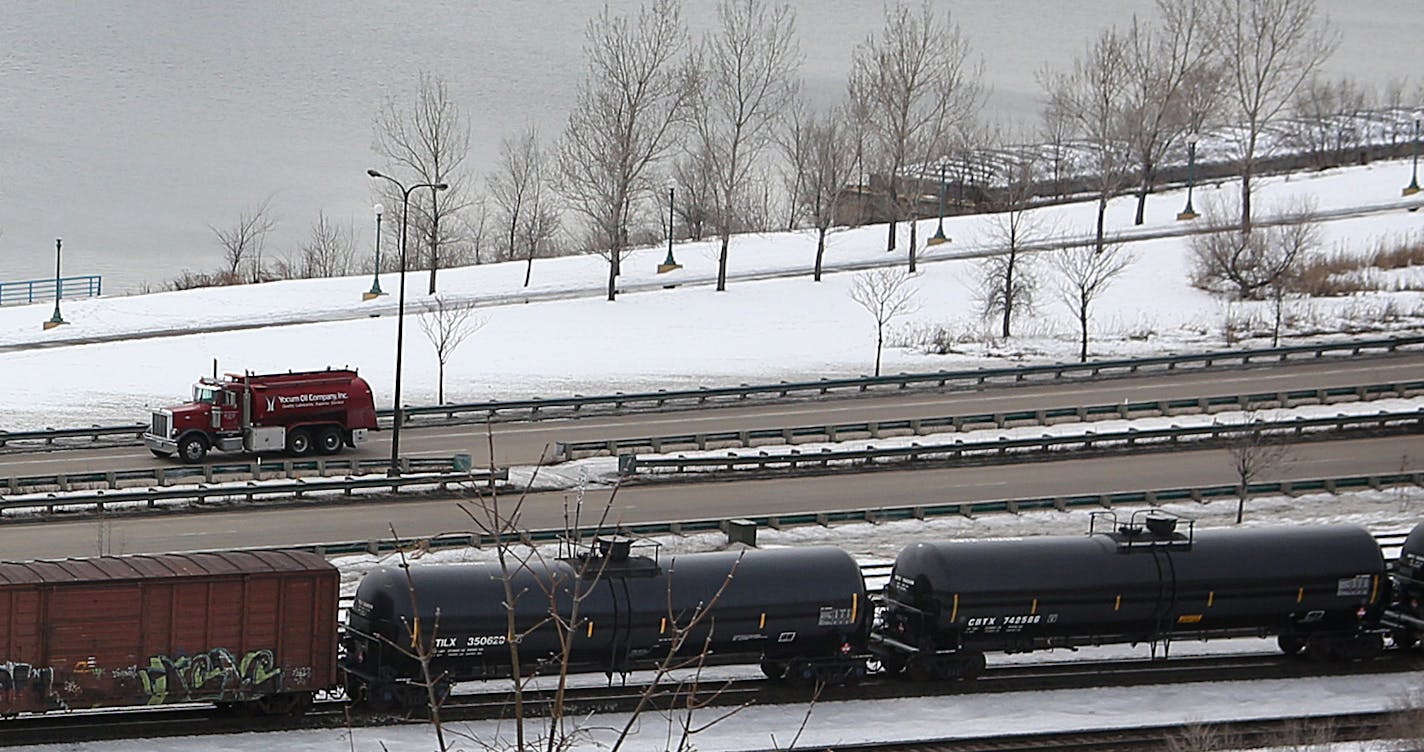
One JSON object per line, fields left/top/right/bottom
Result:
{"left": 616, "top": 409, "right": 1424, "bottom": 477}
{"left": 2, "top": 456, "right": 464, "bottom": 495}
{"left": 224, "top": 472, "right": 1422, "bottom": 559}
{"left": 0, "top": 274, "right": 102, "bottom": 306}
{"left": 400, "top": 334, "right": 1424, "bottom": 424}
{"left": 3, "top": 335, "right": 1422, "bottom": 450}
{"left": 0, "top": 468, "right": 508, "bottom": 516}
{"left": 555, "top": 381, "right": 1423, "bottom": 461}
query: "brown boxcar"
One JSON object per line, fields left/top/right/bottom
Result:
{"left": 0, "top": 550, "right": 338, "bottom": 716}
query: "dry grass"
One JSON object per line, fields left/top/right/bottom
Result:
{"left": 1289, "top": 233, "right": 1424, "bottom": 296}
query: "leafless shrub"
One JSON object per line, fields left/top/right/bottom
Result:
{"left": 849, "top": 268, "right": 919, "bottom": 376}
{"left": 1226, "top": 411, "right": 1293, "bottom": 523}
{"left": 163, "top": 269, "right": 243, "bottom": 291}
{"left": 209, "top": 197, "right": 277, "bottom": 284}
{"left": 1166, "top": 721, "right": 1240, "bottom": 752}
{"left": 417, "top": 296, "right": 486, "bottom": 404}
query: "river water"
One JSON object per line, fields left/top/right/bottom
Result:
{"left": 1, "top": 0, "right": 1419, "bottom": 293}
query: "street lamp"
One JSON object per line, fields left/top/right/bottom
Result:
{"left": 43, "top": 238, "right": 66, "bottom": 330}
{"left": 658, "top": 177, "right": 681, "bottom": 273}
{"left": 1404, "top": 113, "right": 1421, "bottom": 197}
{"left": 927, "top": 161, "right": 950, "bottom": 246}
{"left": 363, "top": 204, "right": 386, "bottom": 301}
{"left": 366, "top": 169, "right": 448, "bottom": 476}
{"left": 1177, "top": 132, "right": 1201, "bottom": 221}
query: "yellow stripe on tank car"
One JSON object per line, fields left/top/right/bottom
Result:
{"left": 587, "top": 621, "right": 595, "bottom": 638}
{"left": 660, "top": 617, "right": 667, "bottom": 635}
{"left": 1297, "top": 587, "right": 1304, "bottom": 603}
{"left": 1114, "top": 595, "right": 1121, "bottom": 611}
{"left": 950, "top": 594, "right": 959, "bottom": 622}
{"left": 1208, "top": 591, "right": 1215, "bottom": 607}
{"left": 1030, "top": 598, "right": 1038, "bottom": 615}
{"left": 1371, "top": 575, "right": 1379, "bottom": 604}
{"left": 760, "top": 612, "right": 766, "bottom": 629}
{"left": 852, "top": 593, "right": 859, "bottom": 622}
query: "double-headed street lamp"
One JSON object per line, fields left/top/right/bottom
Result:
{"left": 1404, "top": 113, "right": 1421, "bottom": 198}
{"left": 658, "top": 177, "right": 681, "bottom": 273}
{"left": 43, "top": 238, "right": 66, "bottom": 330}
{"left": 1177, "top": 132, "right": 1201, "bottom": 221}
{"left": 363, "top": 204, "right": 386, "bottom": 301}
{"left": 366, "top": 169, "right": 448, "bottom": 476}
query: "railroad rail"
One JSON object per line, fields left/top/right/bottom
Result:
{"left": 554, "top": 380, "right": 1422, "bottom": 461}
{"left": 2, "top": 334, "right": 1420, "bottom": 450}
{"left": 615, "top": 407, "right": 1424, "bottom": 478}
{"left": 4, "top": 650, "right": 1419, "bottom": 748}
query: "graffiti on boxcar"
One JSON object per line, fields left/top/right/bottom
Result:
{"left": 135, "top": 648, "right": 284, "bottom": 705}
{"left": 0, "top": 661, "right": 61, "bottom": 710}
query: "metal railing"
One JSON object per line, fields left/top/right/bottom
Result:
{"left": 222, "top": 473, "right": 1421, "bottom": 559}
{"left": 400, "top": 334, "right": 1424, "bottom": 425}
{"left": 616, "top": 409, "right": 1424, "bottom": 478}
{"left": 3, "top": 334, "right": 1421, "bottom": 450}
{"left": 0, "top": 467, "right": 508, "bottom": 517}
{"left": 0, "top": 275, "right": 102, "bottom": 306}
{"left": 554, "top": 381, "right": 1423, "bottom": 461}
{"left": 3, "top": 456, "right": 467, "bottom": 495}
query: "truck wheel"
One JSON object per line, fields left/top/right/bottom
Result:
{"left": 317, "top": 427, "right": 344, "bottom": 455}
{"left": 178, "top": 435, "right": 208, "bottom": 464}
{"left": 287, "top": 429, "right": 313, "bottom": 457}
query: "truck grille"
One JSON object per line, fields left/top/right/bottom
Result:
{"left": 150, "top": 412, "right": 170, "bottom": 438}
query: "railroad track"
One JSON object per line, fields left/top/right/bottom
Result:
{"left": 6, "top": 650, "right": 1421, "bottom": 747}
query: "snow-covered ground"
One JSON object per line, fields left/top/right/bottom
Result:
{"left": 1, "top": 160, "right": 1422, "bottom": 432}
{"left": 6, "top": 161, "right": 1424, "bottom": 751}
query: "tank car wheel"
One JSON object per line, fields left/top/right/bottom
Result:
{"left": 905, "top": 658, "right": 934, "bottom": 682}
{"left": 178, "top": 434, "right": 208, "bottom": 464}
{"left": 317, "top": 426, "right": 344, "bottom": 455}
{"left": 287, "top": 428, "right": 314, "bottom": 457}
{"left": 1277, "top": 634, "right": 1305, "bottom": 656}
{"left": 959, "top": 651, "right": 987, "bottom": 680}
{"left": 1392, "top": 629, "right": 1420, "bottom": 650}
{"left": 760, "top": 660, "right": 788, "bottom": 680}
{"left": 1306, "top": 636, "right": 1344, "bottom": 662}
{"left": 1348, "top": 633, "right": 1384, "bottom": 660}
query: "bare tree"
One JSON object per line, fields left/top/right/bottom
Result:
{"left": 672, "top": 148, "right": 716, "bottom": 242}
{"left": 975, "top": 159, "right": 1048, "bottom": 338}
{"left": 1289, "top": 74, "right": 1371, "bottom": 168}
{"left": 1188, "top": 195, "right": 1316, "bottom": 301}
{"left": 1226, "top": 412, "right": 1292, "bottom": 523}
{"left": 278, "top": 212, "right": 356, "bottom": 279}
{"left": 849, "top": 268, "right": 918, "bottom": 377}
{"left": 687, "top": 0, "right": 800, "bottom": 293}
{"left": 1122, "top": 0, "right": 1216, "bottom": 225}
{"left": 796, "top": 106, "right": 856, "bottom": 281}
{"left": 1051, "top": 241, "right": 1135, "bottom": 362}
{"left": 559, "top": 0, "right": 690, "bottom": 302}
{"left": 209, "top": 197, "right": 276, "bottom": 284}
{"left": 489, "top": 126, "right": 561, "bottom": 286}
{"left": 850, "top": 1, "right": 982, "bottom": 260}
{"left": 373, "top": 71, "right": 474, "bottom": 293}
{"left": 1210, "top": 0, "right": 1338, "bottom": 232}
{"left": 1264, "top": 204, "right": 1321, "bottom": 345}
{"left": 417, "top": 296, "right": 485, "bottom": 404}
{"left": 1041, "top": 27, "right": 1133, "bottom": 255}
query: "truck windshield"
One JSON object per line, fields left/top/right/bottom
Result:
{"left": 192, "top": 386, "right": 218, "bottom": 404}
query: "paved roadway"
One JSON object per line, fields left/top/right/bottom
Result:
{"left": 3, "top": 434, "right": 1419, "bottom": 560}
{"left": 4, "top": 354, "right": 1424, "bottom": 476}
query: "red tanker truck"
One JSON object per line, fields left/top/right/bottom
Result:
{"left": 144, "top": 368, "right": 378, "bottom": 463}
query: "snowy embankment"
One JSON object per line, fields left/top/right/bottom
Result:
{"left": 1, "top": 160, "right": 1422, "bottom": 433}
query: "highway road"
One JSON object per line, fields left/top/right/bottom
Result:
{"left": 4, "top": 353, "right": 1423, "bottom": 477}
{"left": 3, "top": 434, "right": 1419, "bottom": 560}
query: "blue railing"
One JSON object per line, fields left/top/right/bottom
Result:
{"left": 0, "top": 275, "right": 103, "bottom": 306}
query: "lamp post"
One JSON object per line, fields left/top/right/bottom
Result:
{"left": 1404, "top": 114, "right": 1421, "bottom": 197}
{"left": 1177, "top": 132, "right": 1200, "bottom": 220}
{"left": 658, "top": 178, "right": 681, "bottom": 273}
{"left": 43, "top": 238, "right": 66, "bottom": 330}
{"left": 366, "top": 169, "right": 448, "bottom": 476}
{"left": 363, "top": 204, "right": 386, "bottom": 301}
{"left": 928, "top": 161, "right": 950, "bottom": 246}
